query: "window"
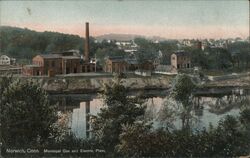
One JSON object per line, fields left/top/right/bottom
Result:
{"left": 172, "top": 57, "right": 175, "bottom": 60}
{"left": 52, "top": 61, "right": 55, "bottom": 67}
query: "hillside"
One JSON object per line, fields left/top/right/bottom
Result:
{"left": 0, "top": 26, "right": 130, "bottom": 65}
{"left": 95, "top": 33, "right": 166, "bottom": 42}
{"left": 95, "top": 33, "right": 143, "bottom": 41}
{"left": 0, "top": 26, "right": 86, "bottom": 60}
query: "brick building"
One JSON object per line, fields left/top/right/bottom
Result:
{"left": 32, "top": 54, "right": 62, "bottom": 75}
{"left": 22, "top": 22, "right": 96, "bottom": 76}
{"left": 22, "top": 65, "right": 43, "bottom": 76}
{"left": 105, "top": 56, "right": 127, "bottom": 73}
{"left": 171, "top": 51, "right": 191, "bottom": 69}
{"left": 104, "top": 56, "right": 153, "bottom": 73}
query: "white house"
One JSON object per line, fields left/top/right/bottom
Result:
{"left": 0, "top": 55, "right": 16, "bottom": 65}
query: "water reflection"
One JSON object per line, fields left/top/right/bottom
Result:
{"left": 71, "top": 99, "right": 102, "bottom": 138}
{"left": 49, "top": 88, "right": 250, "bottom": 139}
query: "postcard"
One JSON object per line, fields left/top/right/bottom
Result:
{"left": 0, "top": 0, "right": 249, "bottom": 157}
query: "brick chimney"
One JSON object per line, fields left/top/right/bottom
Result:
{"left": 85, "top": 22, "right": 90, "bottom": 62}
{"left": 197, "top": 41, "right": 202, "bottom": 50}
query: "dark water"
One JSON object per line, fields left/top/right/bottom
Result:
{"left": 49, "top": 88, "right": 250, "bottom": 139}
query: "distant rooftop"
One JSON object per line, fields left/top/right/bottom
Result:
{"left": 173, "top": 50, "right": 190, "bottom": 56}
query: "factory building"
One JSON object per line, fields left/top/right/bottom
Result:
{"left": 22, "top": 22, "right": 95, "bottom": 76}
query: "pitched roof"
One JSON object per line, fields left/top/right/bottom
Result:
{"left": 0, "top": 55, "right": 10, "bottom": 59}
{"left": 62, "top": 56, "right": 80, "bottom": 60}
{"left": 107, "top": 56, "right": 125, "bottom": 62}
{"left": 125, "top": 58, "right": 138, "bottom": 65}
{"left": 23, "top": 64, "right": 42, "bottom": 68}
{"left": 173, "top": 50, "right": 190, "bottom": 56}
{"left": 39, "top": 54, "right": 62, "bottom": 59}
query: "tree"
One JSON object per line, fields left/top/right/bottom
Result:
{"left": 90, "top": 75, "right": 145, "bottom": 152}
{"left": 117, "top": 121, "right": 172, "bottom": 157}
{"left": 95, "top": 41, "right": 126, "bottom": 67}
{"left": 170, "top": 74, "right": 196, "bottom": 129}
{"left": 228, "top": 41, "right": 250, "bottom": 69}
{"left": 0, "top": 76, "right": 58, "bottom": 147}
{"left": 239, "top": 108, "right": 250, "bottom": 154}
{"left": 134, "top": 37, "right": 158, "bottom": 63}
{"left": 0, "top": 26, "right": 84, "bottom": 59}
{"left": 190, "top": 49, "right": 209, "bottom": 69}
{"left": 158, "top": 40, "right": 179, "bottom": 65}
{"left": 117, "top": 114, "right": 250, "bottom": 157}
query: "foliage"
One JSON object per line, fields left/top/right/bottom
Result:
{"left": 95, "top": 41, "right": 126, "bottom": 66}
{"left": 134, "top": 38, "right": 158, "bottom": 64}
{"left": 190, "top": 48, "right": 209, "bottom": 69}
{"left": 90, "top": 75, "right": 146, "bottom": 152}
{"left": 0, "top": 76, "right": 58, "bottom": 147}
{"left": 117, "top": 112, "right": 250, "bottom": 157}
{"left": 189, "top": 41, "right": 250, "bottom": 70}
{"left": 0, "top": 26, "right": 128, "bottom": 66}
{"left": 157, "top": 97, "right": 183, "bottom": 129}
{"left": 171, "top": 74, "right": 196, "bottom": 107}
{"left": 158, "top": 40, "right": 179, "bottom": 65}
{"left": 189, "top": 47, "right": 233, "bottom": 70}
{"left": 170, "top": 74, "right": 197, "bottom": 129}
{"left": 229, "top": 42, "right": 250, "bottom": 69}
{"left": 0, "top": 26, "right": 84, "bottom": 59}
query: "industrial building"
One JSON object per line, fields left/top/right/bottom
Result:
{"left": 104, "top": 56, "right": 153, "bottom": 73}
{"left": 22, "top": 22, "right": 95, "bottom": 76}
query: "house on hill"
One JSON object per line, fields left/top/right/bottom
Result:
{"left": 0, "top": 55, "right": 16, "bottom": 65}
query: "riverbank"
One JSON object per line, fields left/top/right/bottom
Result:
{"left": 3, "top": 71, "right": 250, "bottom": 95}
{"left": 34, "top": 74, "right": 173, "bottom": 94}
{"left": 206, "top": 75, "right": 250, "bottom": 88}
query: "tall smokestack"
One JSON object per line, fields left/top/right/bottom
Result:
{"left": 85, "top": 22, "right": 89, "bottom": 62}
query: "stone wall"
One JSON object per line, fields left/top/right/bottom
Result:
{"left": 41, "top": 76, "right": 172, "bottom": 94}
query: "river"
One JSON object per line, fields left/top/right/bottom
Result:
{"left": 49, "top": 88, "right": 250, "bottom": 139}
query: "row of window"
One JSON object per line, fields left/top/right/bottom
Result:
{"left": 0, "top": 61, "right": 10, "bottom": 64}
{"left": 0, "top": 58, "right": 10, "bottom": 60}
{"left": 177, "top": 63, "right": 190, "bottom": 69}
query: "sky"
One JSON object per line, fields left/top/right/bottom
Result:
{"left": 0, "top": 0, "right": 249, "bottom": 39}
